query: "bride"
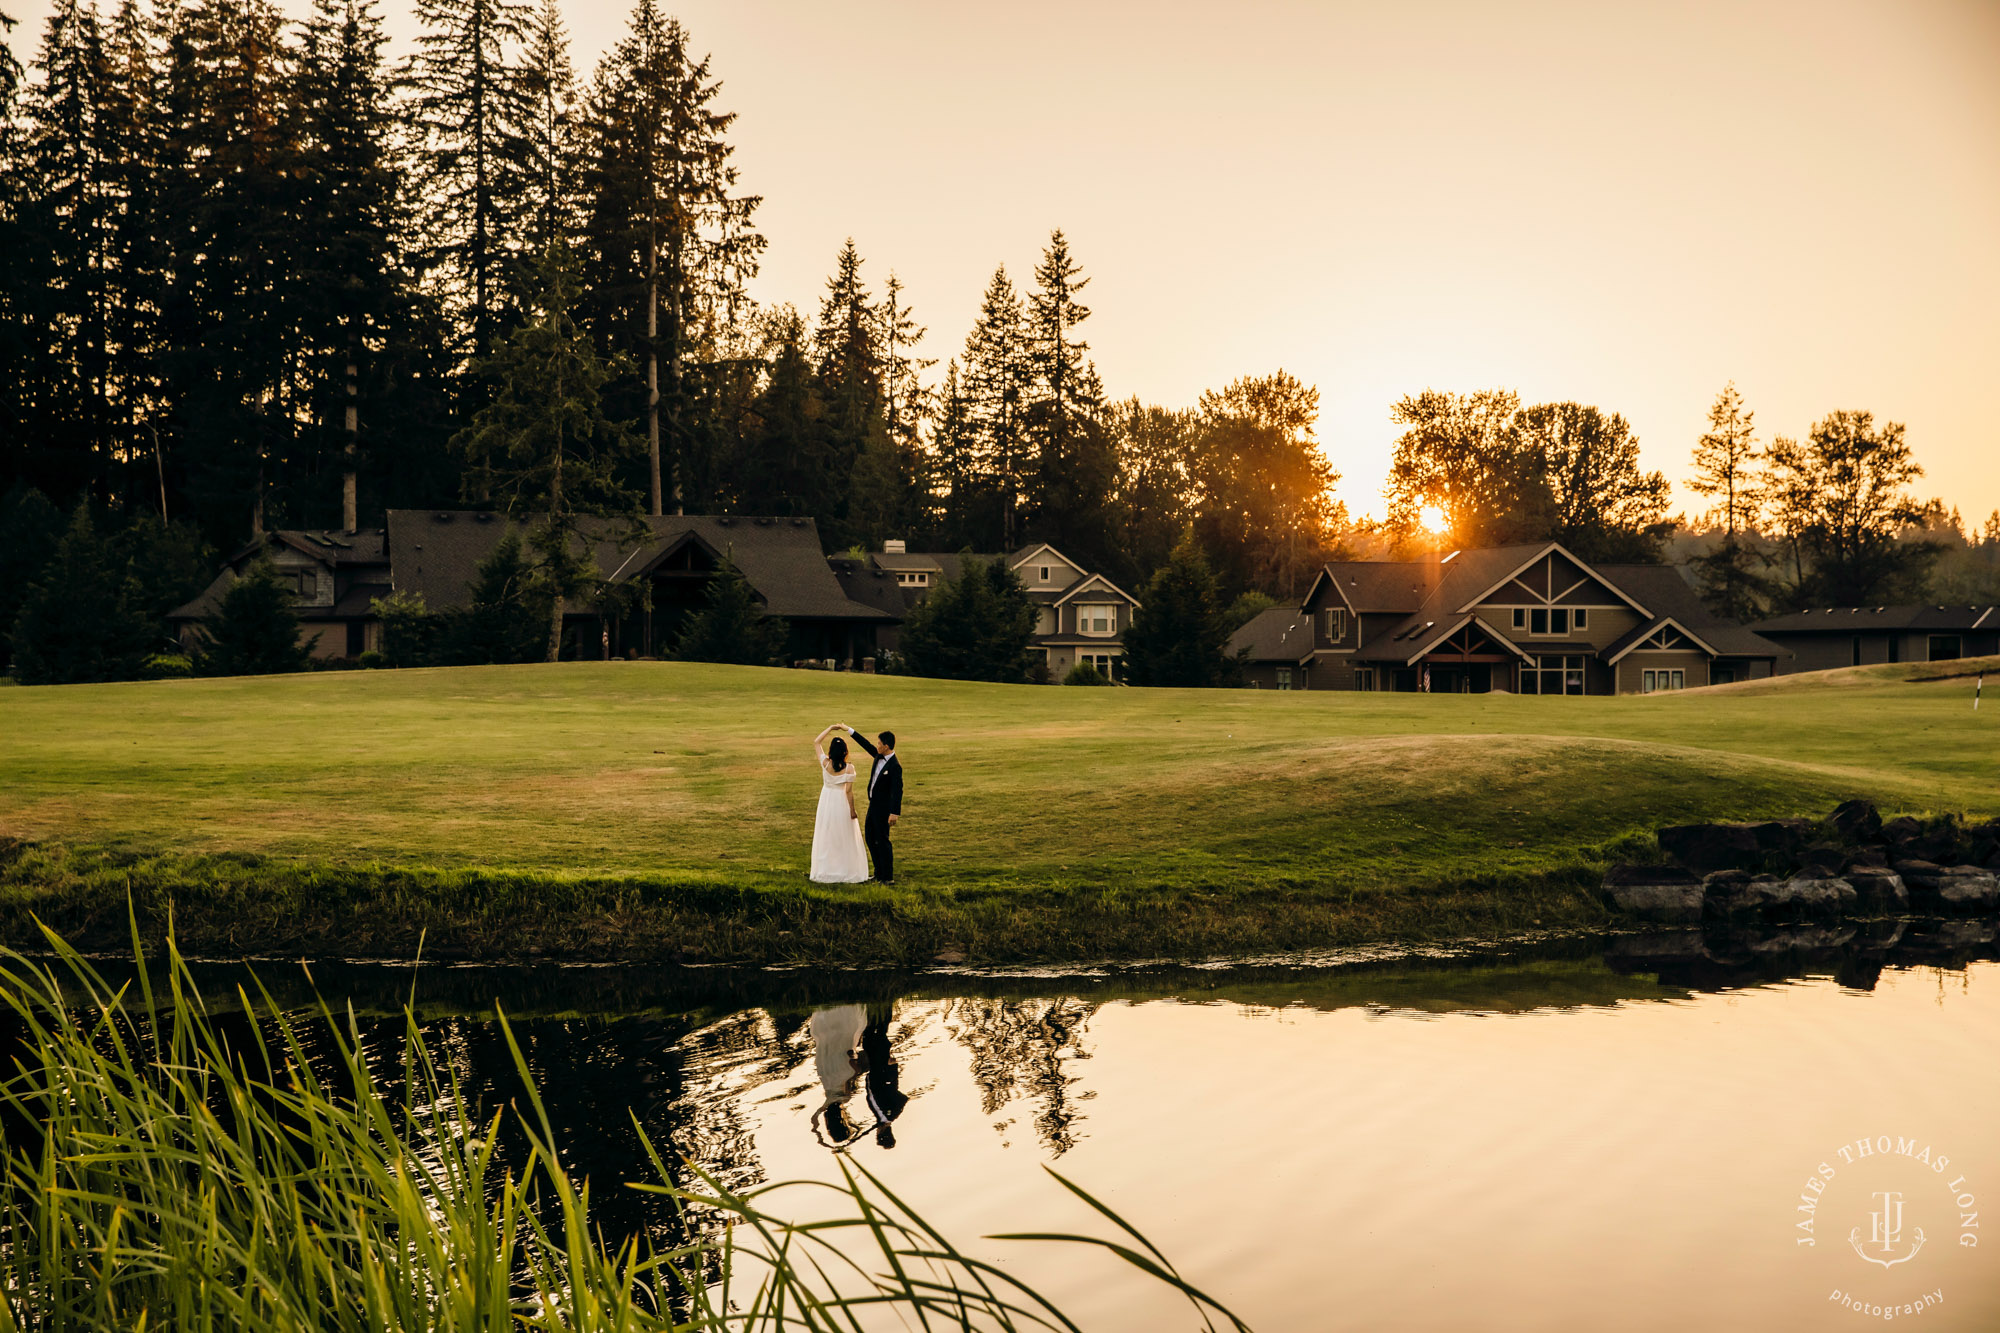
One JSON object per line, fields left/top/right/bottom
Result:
{"left": 810, "top": 724, "right": 871, "bottom": 884}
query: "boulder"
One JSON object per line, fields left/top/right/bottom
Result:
{"left": 1935, "top": 866, "right": 2000, "bottom": 912}
{"left": 1843, "top": 866, "right": 1909, "bottom": 915}
{"left": 1880, "top": 815, "right": 1923, "bottom": 845}
{"left": 1702, "top": 869, "right": 1766, "bottom": 919}
{"left": 1891, "top": 859, "right": 1945, "bottom": 891}
{"left": 1600, "top": 863, "right": 1705, "bottom": 923}
{"left": 1657, "top": 819, "right": 1813, "bottom": 873}
{"left": 1777, "top": 869, "right": 1859, "bottom": 917}
{"left": 1847, "top": 845, "right": 1890, "bottom": 869}
{"left": 1801, "top": 844, "right": 1848, "bottom": 873}
{"left": 1828, "top": 800, "right": 1883, "bottom": 843}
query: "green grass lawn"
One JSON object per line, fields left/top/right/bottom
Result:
{"left": 0, "top": 657, "right": 1993, "bottom": 962}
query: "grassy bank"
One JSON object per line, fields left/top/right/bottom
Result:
{"left": 1, "top": 657, "right": 1993, "bottom": 962}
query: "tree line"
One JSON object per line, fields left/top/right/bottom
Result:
{"left": 0, "top": 0, "right": 1347, "bottom": 614}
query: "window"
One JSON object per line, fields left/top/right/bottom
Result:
{"left": 1039, "top": 566, "right": 1051, "bottom": 582}
{"left": 1530, "top": 608, "right": 1546, "bottom": 634}
{"left": 1574, "top": 609, "right": 1587, "bottom": 630}
{"left": 284, "top": 569, "right": 317, "bottom": 599}
{"left": 1353, "top": 667, "right": 1376, "bottom": 692}
{"left": 1276, "top": 667, "right": 1293, "bottom": 691}
{"left": 895, "top": 572, "right": 929, "bottom": 587}
{"left": 1521, "top": 655, "right": 1585, "bottom": 696}
{"left": 1889, "top": 638, "right": 1900, "bottom": 663}
{"left": 1852, "top": 637, "right": 1862, "bottom": 666}
{"left": 1326, "top": 608, "right": 1348, "bottom": 641}
{"left": 1641, "top": 669, "right": 1686, "bottom": 694}
{"left": 1527, "top": 608, "right": 1568, "bottom": 636}
{"left": 1082, "top": 652, "right": 1118, "bottom": 681}
{"left": 1513, "top": 608, "right": 1526, "bottom": 629}
{"left": 1077, "top": 605, "right": 1116, "bottom": 635}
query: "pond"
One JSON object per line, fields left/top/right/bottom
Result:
{"left": 176, "top": 920, "right": 2000, "bottom": 1331}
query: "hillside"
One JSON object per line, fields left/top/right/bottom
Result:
{"left": 0, "top": 660, "right": 1992, "bottom": 962}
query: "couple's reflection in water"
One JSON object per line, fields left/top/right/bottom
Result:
{"left": 809, "top": 1004, "right": 908, "bottom": 1150}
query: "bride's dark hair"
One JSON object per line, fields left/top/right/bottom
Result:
{"left": 828, "top": 736, "right": 848, "bottom": 772}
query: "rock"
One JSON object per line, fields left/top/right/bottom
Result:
{"left": 1847, "top": 845, "right": 1889, "bottom": 869}
{"left": 1891, "top": 859, "right": 1944, "bottom": 891}
{"left": 1777, "top": 869, "right": 1859, "bottom": 917}
{"left": 1936, "top": 866, "right": 2000, "bottom": 911}
{"left": 1843, "top": 866, "right": 1909, "bottom": 915}
{"left": 932, "top": 947, "right": 968, "bottom": 964}
{"left": 1880, "top": 815, "right": 1923, "bottom": 844}
{"left": 1828, "top": 800, "right": 1883, "bottom": 843}
{"left": 1600, "top": 863, "right": 1705, "bottom": 923}
{"left": 1658, "top": 819, "right": 1813, "bottom": 873}
{"left": 1701, "top": 869, "right": 1763, "bottom": 919}
{"left": 1801, "top": 844, "right": 1848, "bottom": 873}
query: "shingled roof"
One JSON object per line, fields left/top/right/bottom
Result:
{"left": 387, "top": 511, "right": 893, "bottom": 620}
{"left": 1752, "top": 605, "right": 2000, "bottom": 634}
{"left": 1597, "top": 564, "right": 1786, "bottom": 659}
{"left": 1228, "top": 606, "right": 1315, "bottom": 664}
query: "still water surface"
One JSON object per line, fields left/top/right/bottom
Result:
{"left": 200, "top": 922, "right": 2000, "bottom": 1331}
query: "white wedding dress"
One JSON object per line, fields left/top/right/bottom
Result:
{"left": 810, "top": 760, "right": 871, "bottom": 883}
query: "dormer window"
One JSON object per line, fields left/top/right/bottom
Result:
{"left": 895, "top": 572, "right": 929, "bottom": 587}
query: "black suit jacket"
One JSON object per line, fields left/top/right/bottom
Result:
{"left": 849, "top": 733, "right": 902, "bottom": 822}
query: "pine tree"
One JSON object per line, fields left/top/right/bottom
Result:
{"left": 454, "top": 240, "right": 642, "bottom": 659}
{"left": 1023, "top": 230, "right": 1108, "bottom": 553}
{"left": 673, "top": 552, "right": 785, "bottom": 664}
{"left": 0, "top": 9, "right": 30, "bottom": 491}
{"left": 517, "top": 0, "right": 579, "bottom": 250}
{"left": 930, "top": 359, "right": 990, "bottom": 546}
{"left": 811, "top": 238, "right": 882, "bottom": 544}
{"left": 296, "top": 0, "right": 401, "bottom": 531}
{"left": 1688, "top": 382, "right": 1771, "bottom": 621}
{"left": 895, "top": 556, "right": 1037, "bottom": 683}
{"left": 1121, "top": 530, "right": 1238, "bottom": 688}
{"left": 959, "top": 265, "right": 1030, "bottom": 550}
{"left": 197, "top": 556, "right": 312, "bottom": 675}
{"left": 581, "top": 3, "right": 761, "bottom": 515}
{"left": 404, "top": 0, "right": 533, "bottom": 362}
{"left": 10, "top": 501, "right": 155, "bottom": 683}
{"left": 735, "top": 304, "right": 820, "bottom": 515}
{"left": 433, "top": 528, "right": 551, "bottom": 663}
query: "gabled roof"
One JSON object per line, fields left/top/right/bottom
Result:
{"left": 1598, "top": 565, "right": 1786, "bottom": 659}
{"left": 388, "top": 511, "right": 893, "bottom": 620}
{"left": 1010, "top": 542, "right": 1081, "bottom": 572}
{"left": 1377, "top": 613, "right": 1537, "bottom": 666}
{"left": 222, "top": 528, "right": 391, "bottom": 569}
{"left": 1601, "top": 615, "right": 1723, "bottom": 664}
{"left": 1751, "top": 605, "right": 2000, "bottom": 634}
{"left": 1053, "top": 571, "right": 1140, "bottom": 608}
{"left": 1304, "top": 560, "right": 1442, "bottom": 614}
{"left": 1449, "top": 541, "right": 1651, "bottom": 617}
{"left": 1228, "top": 606, "right": 1315, "bottom": 664}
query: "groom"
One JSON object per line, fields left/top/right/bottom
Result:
{"left": 844, "top": 725, "right": 902, "bottom": 884}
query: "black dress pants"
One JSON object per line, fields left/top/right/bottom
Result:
{"left": 864, "top": 815, "right": 894, "bottom": 883}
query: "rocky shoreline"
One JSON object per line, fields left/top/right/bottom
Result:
{"left": 1600, "top": 801, "right": 2000, "bottom": 924}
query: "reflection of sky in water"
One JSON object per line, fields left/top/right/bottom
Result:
{"left": 179, "top": 938, "right": 2000, "bottom": 1332}
{"left": 670, "top": 962, "right": 2000, "bottom": 1333}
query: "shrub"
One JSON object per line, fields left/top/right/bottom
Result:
{"left": 897, "top": 555, "right": 1038, "bottom": 683}
{"left": 194, "top": 558, "right": 312, "bottom": 676}
{"left": 674, "top": 554, "right": 787, "bottom": 665}
{"left": 142, "top": 653, "right": 193, "bottom": 679}
{"left": 1063, "top": 661, "right": 1111, "bottom": 686}
{"left": 356, "top": 649, "right": 386, "bottom": 669}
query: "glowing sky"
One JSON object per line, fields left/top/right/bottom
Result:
{"left": 9, "top": 0, "right": 1999, "bottom": 521}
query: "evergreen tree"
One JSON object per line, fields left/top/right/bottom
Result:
{"left": 809, "top": 238, "right": 882, "bottom": 543}
{"left": 1121, "top": 530, "right": 1239, "bottom": 688}
{"left": 296, "top": 0, "right": 402, "bottom": 531}
{"left": 1022, "top": 230, "right": 1110, "bottom": 557}
{"left": 196, "top": 556, "right": 312, "bottom": 675}
{"left": 896, "top": 556, "right": 1037, "bottom": 683}
{"left": 0, "top": 484, "right": 65, "bottom": 671}
{"left": 404, "top": 0, "right": 533, "bottom": 362}
{"left": 959, "top": 265, "right": 1030, "bottom": 550}
{"left": 581, "top": 3, "right": 761, "bottom": 515}
{"left": 433, "top": 528, "right": 551, "bottom": 663}
{"left": 10, "top": 503, "right": 156, "bottom": 683}
{"left": 454, "top": 241, "right": 642, "bottom": 659}
{"left": 930, "top": 359, "right": 992, "bottom": 548}
{"left": 0, "top": 8, "right": 29, "bottom": 494}
{"left": 1687, "top": 381, "right": 1770, "bottom": 621}
{"left": 518, "top": 0, "right": 579, "bottom": 250}
{"left": 735, "top": 304, "right": 821, "bottom": 515}
{"left": 673, "top": 553, "right": 785, "bottom": 664}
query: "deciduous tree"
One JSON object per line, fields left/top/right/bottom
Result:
{"left": 1763, "top": 410, "right": 1936, "bottom": 606}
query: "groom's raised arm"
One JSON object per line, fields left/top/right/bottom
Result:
{"left": 846, "top": 728, "right": 881, "bottom": 759}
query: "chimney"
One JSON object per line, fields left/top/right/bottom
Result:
{"left": 883, "top": 539, "right": 907, "bottom": 555}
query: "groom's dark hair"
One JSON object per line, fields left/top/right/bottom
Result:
{"left": 878, "top": 731, "right": 895, "bottom": 749}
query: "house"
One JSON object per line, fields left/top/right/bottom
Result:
{"left": 1297, "top": 541, "right": 1785, "bottom": 694}
{"left": 1229, "top": 607, "right": 1316, "bottom": 689}
{"left": 1750, "top": 605, "right": 2000, "bottom": 673}
{"left": 169, "top": 528, "right": 391, "bottom": 659}
{"left": 388, "top": 511, "right": 895, "bottom": 662}
{"left": 833, "top": 540, "right": 1141, "bottom": 680}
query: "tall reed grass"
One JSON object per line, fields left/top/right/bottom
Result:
{"left": 0, "top": 919, "right": 1247, "bottom": 1330}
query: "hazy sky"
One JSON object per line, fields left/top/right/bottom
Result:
{"left": 9, "top": 0, "right": 2000, "bottom": 522}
